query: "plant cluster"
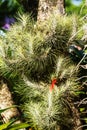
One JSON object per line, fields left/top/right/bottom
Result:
{"left": 0, "top": 13, "right": 86, "bottom": 130}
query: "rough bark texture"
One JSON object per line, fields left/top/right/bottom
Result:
{"left": 37, "top": 0, "right": 65, "bottom": 21}
{"left": 57, "top": 0, "right": 65, "bottom": 14}
{"left": 0, "top": 79, "right": 23, "bottom": 126}
{"left": 21, "top": 0, "right": 65, "bottom": 21}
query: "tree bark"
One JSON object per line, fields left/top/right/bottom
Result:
{"left": 0, "top": 79, "right": 25, "bottom": 129}
{"left": 57, "top": 0, "right": 65, "bottom": 14}
{"left": 21, "top": 0, "right": 65, "bottom": 21}
{"left": 37, "top": 0, "right": 65, "bottom": 21}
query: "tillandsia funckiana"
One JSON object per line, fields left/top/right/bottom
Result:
{"left": 0, "top": 13, "right": 86, "bottom": 130}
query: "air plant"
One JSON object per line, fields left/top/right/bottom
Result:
{"left": 0, "top": 13, "right": 83, "bottom": 130}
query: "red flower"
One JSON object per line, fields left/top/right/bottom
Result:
{"left": 50, "top": 79, "right": 57, "bottom": 92}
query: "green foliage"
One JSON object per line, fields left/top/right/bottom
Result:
{"left": 0, "top": 106, "right": 17, "bottom": 113}
{"left": 0, "top": 121, "right": 29, "bottom": 130}
{"left": 23, "top": 88, "right": 72, "bottom": 130}
{"left": 65, "top": 0, "right": 87, "bottom": 17}
{"left": 0, "top": 14, "right": 74, "bottom": 81}
{"left": 22, "top": 76, "right": 79, "bottom": 130}
{"left": 0, "top": 0, "right": 22, "bottom": 14}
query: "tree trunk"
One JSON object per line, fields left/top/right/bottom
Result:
{"left": 37, "top": 0, "right": 65, "bottom": 21}
{"left": 0, "top": 79, "right": 25, "bottom": 129}
{"left": 21, "top": 0, "right": 65, "bottom": 21}
{"left": 57, "top": 0, "right": 65, "bottom": 14}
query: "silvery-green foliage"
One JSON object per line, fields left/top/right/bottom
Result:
{"left": 0, "top": 13, "right": 81, "bottom": 130}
